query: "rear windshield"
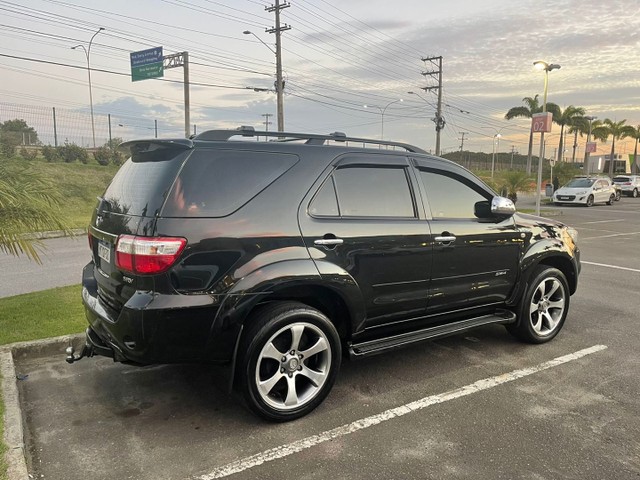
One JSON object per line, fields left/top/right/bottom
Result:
{"left": 161, "top": 149, "right": 298, "bottom": 218}
{"left": 613, "top": 176, "right": 630, "bottom": 182}
{"left": 102, "top": 145, "right": 189, "bottom": 217}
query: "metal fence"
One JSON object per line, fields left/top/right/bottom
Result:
{"left": 0, "top": 102, "right": 184, "bottom": 148}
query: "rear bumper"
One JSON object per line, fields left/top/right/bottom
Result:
{"left": 81, "top": 262, "right": 236, "bottom": 365}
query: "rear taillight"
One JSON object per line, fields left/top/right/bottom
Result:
{"left": 115, "top": 235, "right": 187, "bottom": 275}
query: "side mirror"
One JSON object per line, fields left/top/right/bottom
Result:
{"left": 491, "top": 196, "right": 516, "bottom": 216}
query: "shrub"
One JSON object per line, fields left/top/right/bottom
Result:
{"left": 19, "top": 147, "right": 39, "bottom": 161}
{"left": 41, "top": 145, "right": 59, "bottom": 162}
{"left": 93, "top": 146, "right": 112, "bottom": 166}
{"left": 57, "top": 142, "right": 88, "bottom": 164}
{"left": 0, "top": 131, "right": 20, "bottom": 158}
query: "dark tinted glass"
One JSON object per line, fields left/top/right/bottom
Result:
{"left": 102, "top": 148, "right": 188, "bottom": 217}
{"left": 420, "top": 170, "right": 487, "bottom": 219}
{"left": 162, "top": 150, "right": 298, "bottom": 218}
{"left": 333, "top": 167, "right": 414, "bottom": 217}
{"left": 309, "top": 177, "right": 339, "bottom": 216}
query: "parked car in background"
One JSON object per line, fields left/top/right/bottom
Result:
{"left": 612, "top": 175, "right": 640, "bottom": 198}
{"left": 553, "top": 176, "right": 617, "bottom": 207}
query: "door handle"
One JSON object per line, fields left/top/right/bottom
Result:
{"left": 434, "top": 235, "right": 456, "bottom": 244}
{"left": 314, "top": 238, "right": 344, "bottom": 246}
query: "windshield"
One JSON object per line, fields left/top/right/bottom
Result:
{"left": 565, "top": 178, "right": 595, "bottom": 188}
{"left": 613, "top": 177, "right": 630, "bottom": 183}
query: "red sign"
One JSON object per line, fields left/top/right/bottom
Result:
{"left": 531, "top": 112, "right": 553, "bottom": 133}
{"left": 586, "top": 141, "right": 597, "bottom": 153}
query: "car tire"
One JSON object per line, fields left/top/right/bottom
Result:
{"left": 506, "top": 266, "right": 569, "bottom": 344}
{"left": 607, "top": 194, "right": 615, "bottom": 205}
{"left": 633, "top": 188, "right": 638, "bottom": 198}
{"left": 238, "top": 301, "right": 341, "bottom": 422}
{"left": 586, "top": 195, "right": 594, "bottom": 207}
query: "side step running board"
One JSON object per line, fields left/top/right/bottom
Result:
{"left": 348, "top": 310, "right": 516, "bottom": 358}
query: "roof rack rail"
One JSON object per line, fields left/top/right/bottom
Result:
{"left": 193, "top": 126, "right": 426, "bottom": 153}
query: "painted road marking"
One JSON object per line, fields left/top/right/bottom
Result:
{"left": 197, "top": 345, "right": 608, "bottom": 480}
{"left": 582, "top": 261, "right": 640, "bottom": 273}
{"left": 581, "top": 231, "right": 640, "bottom": 240}
{"left": 582, "top": 219, "right": 625, "bottom": 224}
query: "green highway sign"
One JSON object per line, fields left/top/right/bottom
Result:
{"left": 130, "top": 47, "right": 164, "bottom": 82}
{"left": 131, "top": 63, "right": 164, "bottom": 82}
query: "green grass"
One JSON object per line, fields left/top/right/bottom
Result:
{"left": 0, "top": 285, "right": 86, "bottom": 346}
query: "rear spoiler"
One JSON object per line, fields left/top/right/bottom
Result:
{"left": 118, "top": 138, "right": 193, "bottom": 155}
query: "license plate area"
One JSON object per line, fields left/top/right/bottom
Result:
{"left": 559, "top": 196, "right": 570, "bottom": 200}
{"left": 98, "top": 241, "right": 111, "bottom": 263}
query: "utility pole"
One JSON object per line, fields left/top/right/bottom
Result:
{"left": 459, "top": 131, "right": 467, "bottom": 152}
{"left": 421, "top": 55, "right": 444, "bottom": 156}
{"left": 262, "top": 113, "right": 273, "bottom": 140}
{"left": 510, "top": 145, "right": 516, "bottom": 169}
{"left": 266, "top": 0, "right": 290, "bottom": 133}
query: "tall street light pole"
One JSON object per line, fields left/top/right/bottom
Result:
{"left": 583, "top": 115, "right": 597, "bottom": 174}
{"left": 491, "top": 133, "right": 502, "bottom": 178}
{"left": 72, "top": 27, "right": 104, "bottom": 149}
{"left": 364, "top": 99, "right": 403, "bottom": 140}
{"left": 533, "top": 60, "right": 561, "bottom": 216}
{"left": 244, "top": 29, "right": 286, "bottom": 132}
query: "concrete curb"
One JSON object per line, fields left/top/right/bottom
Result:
{"left": 26, "top": 229, "right": 86, "bottom": 240}
{"left": 1, "top": 334, "right": 84, "bottom": 480}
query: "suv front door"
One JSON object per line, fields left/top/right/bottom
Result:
{"left": 414, "top": 160, "right": 524, "bottom": 316}
{"left": 299, "top": 154, "right": 432, "bottom": 330}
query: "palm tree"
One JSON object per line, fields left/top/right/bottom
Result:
{"left": 592, "top": 119, "right": 636, "bottom": 176}
{"left": 504, "top": 95, "right": 559, "bottom": 174}
{"left": 630, "top": 125, "right": 640, "bottom": 174}
{"left": 567, "top": 116, "right": 589, "bottom": 164}
{"left": 0, "top": 163, "right": 71, "bottom": 263}
{"left": 550, "top": 106, "right": 586, "bottom": 163}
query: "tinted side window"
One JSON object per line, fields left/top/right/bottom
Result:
{"left": 333, "top": 166, "right": 415, "bottom": 218}
{"left": 162, "top": 150, "right": 298, "bottom": 217}
{"left": 419, "top": 170, "right": 488, "bottom": 219}
{"left": 309, "top": 177, "right": 339, "bottom": 216}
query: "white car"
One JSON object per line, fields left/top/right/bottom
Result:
{"left": 553, "top": 177, "right": 617, "bottom": 207}
{"left": 612, "top": 175, "right": 640, "bottom": 198}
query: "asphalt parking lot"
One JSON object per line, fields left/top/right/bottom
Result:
{"left": 8, "top": 198, "right": 640, "bottom": 480}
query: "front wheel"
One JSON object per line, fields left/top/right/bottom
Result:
{"left": 633, "top": 188, "right": 638, "bottom": 198}
{"left": 586, "top": 195, "right": 594, "bottom": 207}
{"left": 507, "top": 266, "right": 570, "bottom": 344}
{"left": 239, "top": 302, "right": 341, "bottom": 421}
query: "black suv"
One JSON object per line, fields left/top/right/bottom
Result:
{"left": 70, "top": 127, "right": 580, "bottom": 421}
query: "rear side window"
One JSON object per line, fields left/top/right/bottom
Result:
{"left": 103, "top": 147, "right": 189, "bottom": 217}
{"left": 310, "top": 166, "right": 415, "bottom": 218}
{"left": 162, "top": 150, "right": 298, "bottom": 218}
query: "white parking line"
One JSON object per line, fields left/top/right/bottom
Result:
{"left": 197, "top": 345, "right": 608, "bottom": 480}
{"left": 581, "top": 231, "right": 640, "bottom": 240}
{"left": 582, "top": 219, "right": 625, "bottom": 224}
{"left": 582, "top": 261, "right": 640, "bottom": 273}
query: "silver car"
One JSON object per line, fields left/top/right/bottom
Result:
{"left": 612, "top": 175, "right": 640, "bottom": 198}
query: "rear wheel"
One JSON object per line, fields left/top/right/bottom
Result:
{"left": 586, "top": 195, "right": 594, "bottom": 207}
{"left": 607, "top": 194, "right": 615, "bottom": 205}
{"left": 238, "top": 302, "right": 341, "bottom": 421}
{"left": 633, "top": 188, "right": 638, "bottom": 198}
{"left": 507, "top": 266, "right": 569, "bottom": 344}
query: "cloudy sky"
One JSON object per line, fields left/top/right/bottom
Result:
{"left": 1, "top": 0, "right": 639, "bottom": 155}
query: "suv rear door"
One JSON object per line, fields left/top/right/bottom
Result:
{"left": 299, "top": 154, "right": 432, "bottom": 329}
{"left": 88, "top": 141, "right": 191, "bottom": 312}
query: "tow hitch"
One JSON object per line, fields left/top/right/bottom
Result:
{"left": 65, "top": 343, "right": 94, "bottom": 364}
